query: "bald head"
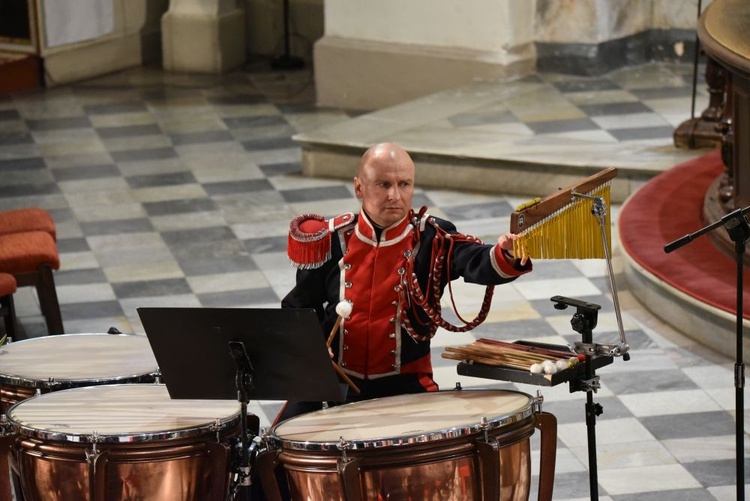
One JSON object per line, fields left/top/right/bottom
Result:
{"left": 358, "top": 143, "right": 414, "bottom": 176}
{"left": 354, "top": 143, "right": 415, "bottom": 227}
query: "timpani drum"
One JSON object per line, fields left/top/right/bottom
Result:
{"left": 5, "top": 384, "right": 243, "bottom": 501}
{"left": 0, "top": 333, "right": 159, "bottom": 412}
{"left": 259, "top": 389, "right": 557, "bottom": 501}
{"left": 0, "top": 333, "right": 160, "bottom": 500}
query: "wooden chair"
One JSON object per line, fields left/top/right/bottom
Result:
{"left": 0, "top": 207, "right": 56, "bottom": 240}
{"left": 0, "top": 231, "right": 63, "bottom": 335}
{"left": 0, "top": 272, "right": 17, "bottom": 340}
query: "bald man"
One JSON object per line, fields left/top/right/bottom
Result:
{"left": 280, "top": 143, "right": 531, "bottom": 418}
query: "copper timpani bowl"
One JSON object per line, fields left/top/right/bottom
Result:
{"left": 0, "top": 333, "right": 161, "bottom": 500}
{"left": 261, "top": 389, "right": 557, "bottom": 501}
{"left": 5, "top": 384, "right": 242, "bottom": 501}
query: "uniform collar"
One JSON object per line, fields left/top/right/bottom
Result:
{"left": 357, "top": 210, "right": 412, "bottom": 245}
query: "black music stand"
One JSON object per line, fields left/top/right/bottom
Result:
{"left": 137, "top": 307, "right": 345, "bottom": 500}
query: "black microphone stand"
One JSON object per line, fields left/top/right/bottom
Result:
{"left": 665, "top": 206, "right": 750, "bottom": 501}
{"left": 227, "top": 338, "right": 257, "bottom": 501}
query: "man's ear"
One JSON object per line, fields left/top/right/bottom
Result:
{"left": 353, "top": 176, "right": 362, "bottom": 199}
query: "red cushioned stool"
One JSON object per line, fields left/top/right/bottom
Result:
{"left": 0, "top": 272, "right": 17, "bottom": 340}
{"left": 0, "top": 231, "right": 63, "bottom": 335}
{"left": 0, "top": 207, "right": 57, "bottom": 241}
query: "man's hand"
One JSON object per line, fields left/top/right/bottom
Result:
{"left": 497, "top": 233, "right": 529, "bottom": 266}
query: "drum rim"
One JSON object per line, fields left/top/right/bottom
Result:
{"left": 270, "top": 389, "right": 535, "bottom": 452}
{"left": 5, "top": 384, "right": 243, "bottom": 444}
{"left": 0, "top": 333, "right": 160, "bottom": 389}
{"left": 0, "top": 372, "right": 160, "bottom": 390}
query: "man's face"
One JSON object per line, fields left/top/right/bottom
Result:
{"left": 354, "top": 152, "right": 415, "bottom": 228}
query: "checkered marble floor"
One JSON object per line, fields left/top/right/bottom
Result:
{"left": 1, "top": 60, "right": 747, "bottom": 500}
{"left": 294, "top": 62, "right": 709, "bottom": 185}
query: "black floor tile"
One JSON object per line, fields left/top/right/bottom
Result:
{"left": 96, "top": 124, "right": 162, "bottom": 139}
{"left": 112, "top": 147, "right": 178, "bottom": 163}
{"left": 112, "top": 278, "right": 192, "bottom": 299}
{"left": 125, "top": 171, "right": 197, "bottom": 189}
{"left": 80, "top": 218, "right": 155, "bottom": 236}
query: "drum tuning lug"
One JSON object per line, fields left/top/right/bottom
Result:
{"left": 211, "top": 418, "right": 222, "bottom": 442}
{"left": 478, "top": 417, "right": 499, "bottom": 449}
{"left": 533, "top": 390, "right": 544, "bottom": 413}
{"left": 479, "top": 416, "right": 491, "bottom": 442}
{"left": 0, "top": 414, "right": 9, "bottom": 437}
{"left": 85, "top": 431, "right": 102, "bottom": 466}
{"left": 258, "top": 427, "right": 275, "bottom": 450}
{"left": 337, "top": 436, "right": 353, "bottom": 462}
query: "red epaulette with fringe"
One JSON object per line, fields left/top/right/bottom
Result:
{"left": 287, "top": 212, "right": 354, "bottom": 269}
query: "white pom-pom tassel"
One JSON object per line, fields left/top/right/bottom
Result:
{"left": 530, "top": 363, "right": 542, "bottom": 374}
{"left": 336, "top": 300, "right": 353, "bottom": 319}
{"left": 541, "top": 360, "right": 557, "bottom": 374}
{"left": 555, "top": 359, "right": 569, "bottom": 372}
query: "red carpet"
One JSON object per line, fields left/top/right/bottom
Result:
{"left": 619, "top": 149, "right": 750, "bottom": 318}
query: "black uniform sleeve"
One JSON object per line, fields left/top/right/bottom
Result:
{"left": 431, "top": 217, "right": 529, "bottom": 286}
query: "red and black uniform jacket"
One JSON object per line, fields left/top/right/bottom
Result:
{"left": 282, "top": 209, "right": 532, "bottom": 396}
